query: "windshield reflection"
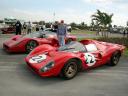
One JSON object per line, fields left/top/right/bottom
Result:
{"left": 23, "top": 31, "right": 55, "bottom": 38}
{"left": 58, "top": 41, "right": 86, "bottom": 52}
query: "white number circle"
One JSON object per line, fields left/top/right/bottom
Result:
{"left": 29, "top": 54, "right": 47, "bottom": 63}
{"left": 84, "top": 53, "right": 96, "bottom": 66}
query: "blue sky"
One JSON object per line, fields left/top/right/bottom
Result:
{"left": 0, "top": 0, "right": 128, "bottom": 26}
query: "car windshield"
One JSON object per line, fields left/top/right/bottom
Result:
{"left": 23, "top": 31, "right": 55, "bottom": 38}
{"left": 44, "top": 28, "right": 57, "bottom": 33}
{"left": 58, "top": 41, "right": 86, "bottom": 52}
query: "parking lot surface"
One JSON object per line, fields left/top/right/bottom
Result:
{"left": 0, "top": 35, "right": 128, "bottom": 96}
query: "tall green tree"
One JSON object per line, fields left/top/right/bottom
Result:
{"left": 92, "top": 9, "right": 113, "bottom": 37}
{"left": 126, "top": 21, "right": 128, "bottom": 38}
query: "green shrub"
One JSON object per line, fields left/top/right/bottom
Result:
{"left": 123, "top": 48, "right": 128, "bottom": 57}
{"left": 96, "top": 37, "right": 128, "bottom": 48}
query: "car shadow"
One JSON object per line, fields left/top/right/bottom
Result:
{"left": 5, "top": 52, "right": 126, "bottom": 86}
{"left": 16, "top": 63, "right": 66, "bottom": 87}
{"left": 17, "top": 62, "right": 114, "bottom": 85}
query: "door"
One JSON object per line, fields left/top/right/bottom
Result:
{"left": 82, "top": 50, "right": 103, "bottom": 68}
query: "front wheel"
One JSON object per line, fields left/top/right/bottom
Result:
{"left": 61, "top": 59, "right": 78, "bottom": 80}
{"left": 25, "top": 40, "right": 38, "bottom": 53}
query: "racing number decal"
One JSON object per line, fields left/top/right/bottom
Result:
{"left": 29, "top": 54, "right": 47, "bottom": 63}
{"left": 84, "top": 53, "right": 96, "bottom": 66}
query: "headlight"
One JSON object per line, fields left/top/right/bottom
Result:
{"left": 40, "top": 61, "right": 54, "bottom": 72}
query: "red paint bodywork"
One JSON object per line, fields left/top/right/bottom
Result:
{"left": 1, "top": 26, "right": 15, "bottom": 34}
{"left": 25, "top": 39, "right": 125, "bottom": 77}
{"left": 3, "top": 34, "right": 76, "bottom": 53}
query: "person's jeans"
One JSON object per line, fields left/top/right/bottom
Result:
{"left": 58, "top": 35, "right": 65, "bottom": 46}
{"left": 27, "top": 29, "right": 31, "bottom": 34}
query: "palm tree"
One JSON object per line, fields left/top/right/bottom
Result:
{"left": 92, "top": 10, "right": 113, "bottom": 37}
{"left": 127, "top": 21, "right": 128, "bottom": 38}
{"left": 90, "top": 20, "right": 95, "bottom": 31}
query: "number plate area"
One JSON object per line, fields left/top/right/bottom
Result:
{"left": 29, "top": 54, "right": 47, "bottom": 63}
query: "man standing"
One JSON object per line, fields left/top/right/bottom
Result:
{"left": 15, "top": 20, "right": 22, "bottom": 35}
{"left": 57, "top": 20, "right": 67, "bottom": 46}
{"left": 53, "top": 21, "right": 58, "bottom": 32}
{"left": 27, "top": 21, "right": 32, "bottom": 34}
{"left": 22, "top": 22, "right": 27, "bottom": 35}
{"left": 36, "top": 23, "right": 40, "bottom": 31}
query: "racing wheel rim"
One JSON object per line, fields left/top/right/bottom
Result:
{"left": 26, "top": 40, "right": 38, "bottom": 53}
{"left": 65, "top": 62, "right": 77, "bottom": 78}
{"left": 113, "top": 53, "right": 120, "bottom": 65}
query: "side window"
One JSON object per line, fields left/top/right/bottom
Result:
{"left": 85, "top": 44, "right": 98, "bottom": 52}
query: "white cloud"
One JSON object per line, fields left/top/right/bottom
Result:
{"left": 112, "top": 13, "right": 128, "bottom": 26}
{"left": 117, "top": 3, "right": 128, "bottom": 13}
{"left": 0, "top": 8, "right": 127, "bottom": 26}
{"left": 54, "top": 8, "right": 93, "bottom": 24}
{"left": 83, "top": 0, "right": 122, "bottom": 4}
{"left": 0, "top": 9, "right": 54, "bottom": 22}
{"left": 0, "top": 1, "right": 128, "bottom": 26}
{"left": 82, "top": 0, "right": 128, "bottom": 26}
{"left": 0, "top": 8, "right": 93, "bottom": 24}
{"left": 83, "top": 0, "right": 113, "bottom": 4}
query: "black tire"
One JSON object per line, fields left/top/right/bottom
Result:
{"left": 107, "top": 51, "right": 121, "bottom": 66}
{"left": 61, "top": 59, "right": 78, "bottom": 80}
{"left": 25, "top": 40, "right": 38, "bottom": 53}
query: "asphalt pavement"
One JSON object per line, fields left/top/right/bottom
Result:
{"left": 0, "top": 34, "right": 128, "bottom": 96}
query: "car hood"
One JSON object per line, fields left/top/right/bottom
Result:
{"left": 26, "top": 50, "right": 76, "bottom": 66}
{"left": 28, "top": 50, "right": 72, "bottom": 60}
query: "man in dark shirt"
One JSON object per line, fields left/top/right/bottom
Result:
{"left": 15, "top": 20, "right": 22, "bottom": 35}
{"left": 53, "top": 21, "right": 58, "bottom": 32}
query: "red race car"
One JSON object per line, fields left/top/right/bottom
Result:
{"left": 1, "top": 26, "right": 15, "bottom": 34}
{"left": 3, "top": 31, "right": 76, "bottom": 53}
{"left": 25, "top": 39, "right": 125, "bottom": 79}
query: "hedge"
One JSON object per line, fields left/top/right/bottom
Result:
{"left": 96, "top": 37, "right": 128, "bottom": 48}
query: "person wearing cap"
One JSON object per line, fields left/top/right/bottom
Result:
{"left": 57, "top": 20, "right": 67, "bottom": 46}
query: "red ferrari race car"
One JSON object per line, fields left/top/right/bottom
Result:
{"left": 25, "top": 39, "right": 125, "bottom": 79}
{"left": 1, "top": 26, "right": 15, "bottom": 34}
{"left": 3, "top": 31, "right": 76, "bottom": 53}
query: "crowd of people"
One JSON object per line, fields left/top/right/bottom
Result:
{"left": 15, "top": 21, "right": 34, "bottom": 35}
{"left": 15, "top": 21, "right": 48, "bottom": 35}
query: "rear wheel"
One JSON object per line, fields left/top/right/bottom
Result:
{"left": 61, "top": 59, "right": 78, "bottom": 80}
{"left": 107, "top": 51, "right": 121, "bottom": 66}
{"left": 26, "top": 40, "right": 38, "bottom": 53}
